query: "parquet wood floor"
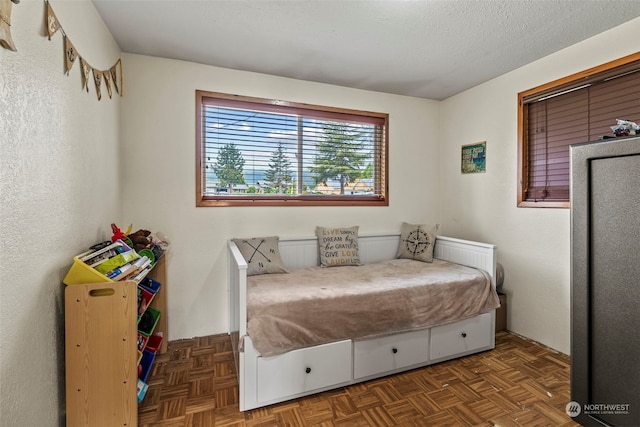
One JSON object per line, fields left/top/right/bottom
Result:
{"left": 139, "top": 331, "right": 580, "bottom": 426}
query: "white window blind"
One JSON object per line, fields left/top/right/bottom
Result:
{"left": 197, "top": 92, "right": 388, "bottom": 206}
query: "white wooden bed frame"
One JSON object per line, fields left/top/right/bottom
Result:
{"left": 228, "top": 233, "right": 497, "bottom": 411}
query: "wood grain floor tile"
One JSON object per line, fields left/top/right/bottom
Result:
{"left": 299, "top": 400, "right": 334, "bottom": 425}
{"left": 383, "top": 399, "right": 422, "bottom": 423}
{"left": 138, "top": 331, "right": 580, "bottom": 426}
{"left": 421, "top": 409, "right": 466, "bottom": 426}
{"left": 406, "top": 393, "right": 441, "bottom": 416}
{"left": 467, "top": 397, "right": 507, "bottom": 420}
{"left": 361, "top": 405, "right": 396, "bottom": 426}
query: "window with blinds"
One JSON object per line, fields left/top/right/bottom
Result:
{"left": 196, "top": 91, "right": 389, "bottom": 207}
{"left": 518, "top": 53, "right": 640, "bottom": 207}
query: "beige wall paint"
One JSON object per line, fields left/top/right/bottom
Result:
{"left": 439, "top": 17, "right": 640, "bottom": 354}
{"left": 120, "top": 53, "right": 441, "bottom": 341}
{"left": 0, "top": 1, "right": 121, "bottom": 425}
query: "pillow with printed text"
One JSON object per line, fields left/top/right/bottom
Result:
{"left": 315, "top": 226, "right": 361, "bottom": 267}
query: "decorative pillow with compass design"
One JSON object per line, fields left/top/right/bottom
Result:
{"left": 232, "top": 236, "right": 289, "bottom": 276}
{"left": 396, "top": 222, "right": 439, "bottom": 263}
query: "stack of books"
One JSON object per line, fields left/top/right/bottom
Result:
{"left": 77, "top": 240, "right": 154, "bottom": 283}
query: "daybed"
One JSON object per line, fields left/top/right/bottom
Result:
{"left": 228, "top": 232, "right": 499, "bottom": 411}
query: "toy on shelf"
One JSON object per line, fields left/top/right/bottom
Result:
{"left": 610, "top": 119, "right": 640, "bottom": 137}
{"left": 64, "top": 224, "right": 170, "bottom": 285}
{"left": 111, "top": 223, "right": 132, "bottom": 243}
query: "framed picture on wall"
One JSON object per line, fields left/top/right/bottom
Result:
{"left": 461, "top": 141, "right": 486, "bottom": 174}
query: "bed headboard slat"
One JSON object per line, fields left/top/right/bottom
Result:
{"left": 276, "top": 234, "right": 495, "bottom": 282}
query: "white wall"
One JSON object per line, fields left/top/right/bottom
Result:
{"left": 2, "top": 4, "right": 638, "bottom": 422}
{"left": 0, "top": 1, "right": 121, "bottom": 425}
{"left": 120, "top": 53, "right": 441, "bottom": 341}
{"left": 122, "top": 17, "right": 640, "bottom": 353}
{"left": 439, "top": 17, "right": 640, "bottom": 354}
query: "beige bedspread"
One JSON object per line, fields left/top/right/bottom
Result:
{"left": 247, "top": 258, "right": 500, "bottom": 356}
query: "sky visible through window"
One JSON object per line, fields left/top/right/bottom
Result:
{"left": 202, "top": 105, "right": 377, "bottom": 196}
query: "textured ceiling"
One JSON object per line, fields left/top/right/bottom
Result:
{"left": 92, "top": 0, "right": 640, "bottom": 100}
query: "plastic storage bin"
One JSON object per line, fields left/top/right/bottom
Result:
{"left": 137, "top": 287, "right": 156, "bottom": 319}
{"left": 139, "top": 277, "right": 161, "bottom": 294}
{"left": 138, "top": 306, "right": 160, "bottom": 337}
{"left": 63, "top": 257, "right": 114, "bottom": 285}
{"left": 139, "top": 349, "right": 156, "bottom": 383}
{"left": 137, "top": 333, "right": 149, "bottom": 352}
{"left": 146, "top": 333, "right": 163, "bottom": 353}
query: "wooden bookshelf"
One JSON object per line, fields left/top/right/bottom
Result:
{"left": 64, "top": 256, "right": 168, "bottom": 427}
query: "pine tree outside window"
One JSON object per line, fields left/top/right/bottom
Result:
{"left": 196, "top": 91, "right": 389, "bottom": 207}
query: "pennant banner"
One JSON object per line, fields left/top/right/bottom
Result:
{"left": 110, "top": 60, "right": 121, "bottom": 96}
{"left": 64, "top": 36, "right": 77, "bottom": 75}
{"left": 1, "top": 0, "right": 18, "bottom": 51}
{"left": 45, "top": 1, "right": 122, "bottom": 101}
{"left": 92, "top": 68, "right": 102, "bottom": 100}
{"left": 80, "top": 57, "right": 90, "bottom": 93}
{"left": 103, "top": 70, "right": 112, "bottom": 99}
{"left": 46, "top": 1, "right": 60, "bottom": 40}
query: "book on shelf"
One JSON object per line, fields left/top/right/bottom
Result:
{"left": 79, "top": 240, "right": 126, "bottom": 264}
{"left": 137, "top": 378, "right": 148, "bottom": 403}
{"left": 130, "top": 255, "right": 150, "bottom": 271}
{"left": 129, "top": 263, "right": 153, "bottom": 283}
{"left": 95, "top": 250, "right": 140, "bottom": 274}
{"left": 113, "top": 256, "right": 151, "bottom": 282}
{"left": 107, "top": 262, "right": 136, "bottom": 281}
{"left": 88, "top": 248, "right": 121, "bottom": 268}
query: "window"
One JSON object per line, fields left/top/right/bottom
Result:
{"left": 196, "top": 91, "right": 389, "bottom": 207}
{"left": 518, "top": 52, "right": 640, "bottom": 208}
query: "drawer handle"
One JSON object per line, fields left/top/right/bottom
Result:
{"left": 392, "top": 347, "right": 398, "bottom": 354}
{"left": 305, "top": 367, "right": 311, "bottom": 374}
{"left": 461, "top": 332, "right": 467, "bottom": 338}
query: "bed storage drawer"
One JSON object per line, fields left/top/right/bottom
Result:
{"left": 430, "top": 312, "right": 492, "bottom": 361}
{"left": 256, "top": 340, "right": 352, "bottom": 403}
{"left": 353, "top": 329, "right": 430, "bottom": 379}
